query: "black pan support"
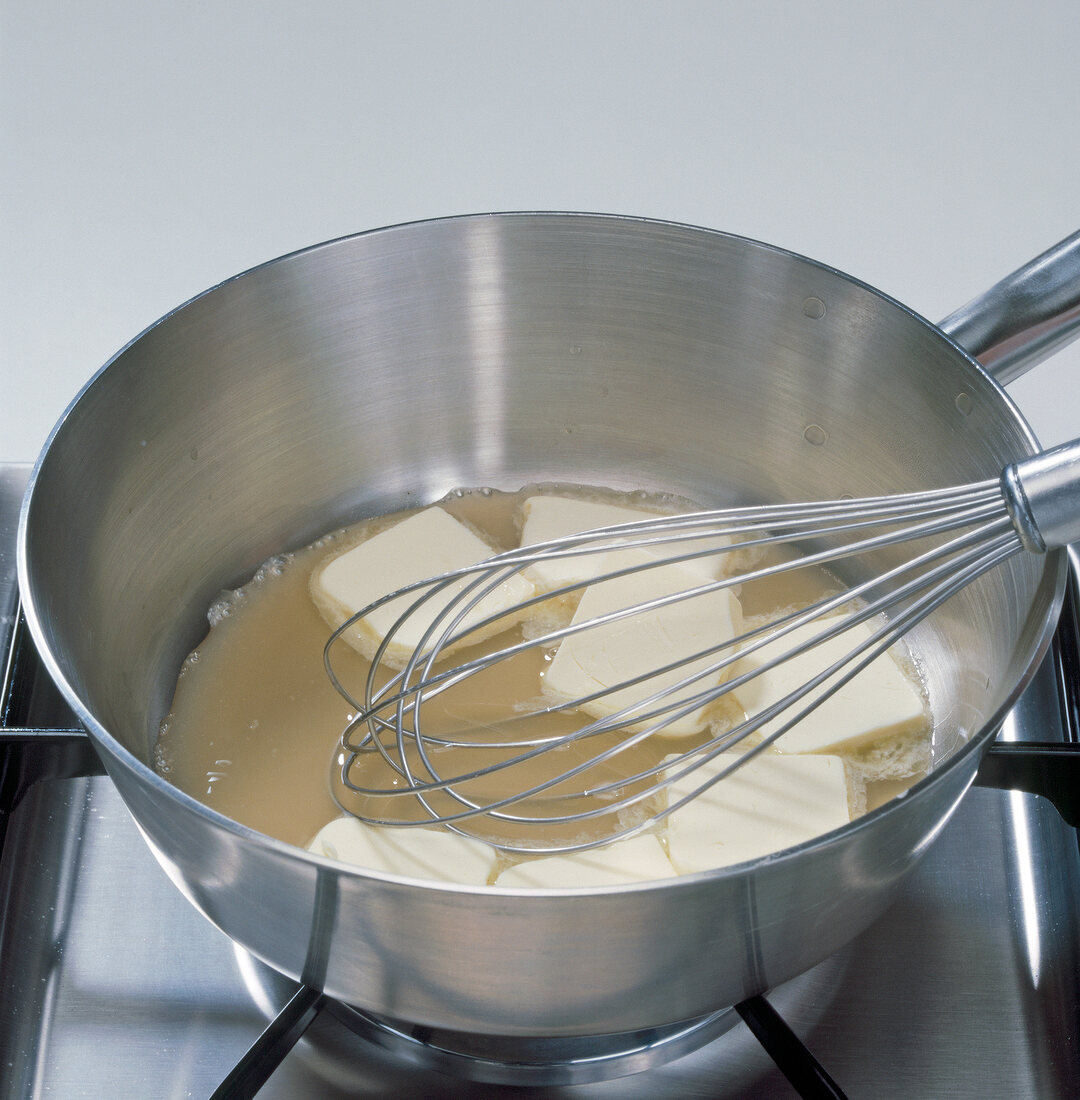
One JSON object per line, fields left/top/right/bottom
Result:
{"left": 974, "top": 557, "right": 1080, "bottom": 826}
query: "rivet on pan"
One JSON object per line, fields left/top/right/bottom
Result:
{"left": 803, "top": 424, "right": 828, "bottom": 446}
{"left": 955, "top": 392, "right": 973, "bottom": 416}
{"left": 802, "top": 297, "right": 826, "bottom": 319}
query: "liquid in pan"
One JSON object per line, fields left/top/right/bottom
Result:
{"left": 154, "top": 484, "right": 934, "bottom": 887}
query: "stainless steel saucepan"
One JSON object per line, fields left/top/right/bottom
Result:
{"left": 17, "top": 214, "right": 1080, "bottom": 1037}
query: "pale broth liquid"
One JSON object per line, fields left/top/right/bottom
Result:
{"left": 154, "top": 485, "right": 924, "bottom": 855}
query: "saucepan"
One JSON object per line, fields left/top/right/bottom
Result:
{"left": 17, "top": 213, "right": 1080, "bottom": 1038}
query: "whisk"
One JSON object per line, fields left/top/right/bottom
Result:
{"left": 324, "top": 438, "right": 1080, "bottom": 855}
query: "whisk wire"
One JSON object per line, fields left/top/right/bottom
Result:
{"left": 331, "top": 493, "right": 1025, "bottom": 853}
{"left": 316, "top": 435, "right": 1080, "bottom": 853}
{"left": 330, "top": 483, "right": 1010, "bottom": 748}
{"left": 399, "top": 521, "right": 1026, "bottom": 856}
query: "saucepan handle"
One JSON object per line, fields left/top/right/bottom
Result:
{"left": 0, "top": 611, "right": 106, "bottom": 809}
{"left": 938, "top": 229, "right": 1080, "bottom": 385}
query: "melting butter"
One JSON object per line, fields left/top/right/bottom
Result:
{"left": 156, "top": 483, "right": 933, "bottom": 887}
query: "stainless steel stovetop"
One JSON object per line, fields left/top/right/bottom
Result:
{"left": 2, "top": 463, "right": 1079, "bottom": 1098}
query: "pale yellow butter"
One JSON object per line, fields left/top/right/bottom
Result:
{"left": 733, "top": 616, "right": 929, "bottom": 755}
{"left": 311, "top": 506, "right": 535, "bottom": 666}
{"left": 543, "top": 550, "right": 743, "bottom": 737}
{"left": 519, "top": 495, "right": 734, "bottom": 593}
{"left": 664, "top": 751, "right": 851, "bottom": 873}
{"left": 494, "top": 833, "right": 677, "bottom": 888}
{"left": 307, "top": 815, "right": 497, "bottom": 885}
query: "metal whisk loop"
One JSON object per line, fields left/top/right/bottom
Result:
{"left": 328, "top": 480, "right": 1009, "bottom": 735}
{"left": 325, "top": 495, "right": 1033, "bottom": 853}
{"left": 414, "top": 519, "right": 1026, "bottom": 856}
{"left": 357, "top": 519, "right": 1014, "bottom": 835}
{"left": 326, "top": 433, "right": 1080, "bottom": 851}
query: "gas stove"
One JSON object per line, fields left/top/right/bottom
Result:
{"left": 2, "top": 461, "right": 1079, "bottom": 1098}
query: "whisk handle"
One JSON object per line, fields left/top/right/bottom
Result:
{"left": 1003, "top": 438, "right": 1080, "bottom": 552}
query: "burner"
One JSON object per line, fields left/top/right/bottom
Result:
{"left": 230, "top": 940, "right": 853, "bottom": 1094}
{"left": 236, "top": 944, "right": 740, "bottom": 1086}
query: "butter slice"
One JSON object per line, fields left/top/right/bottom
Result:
{"left": 494, "top": 833, "right": 677, "bottom": 888}
{"left": 519, "top": 495, "right": 734, "bottom": 593}
{"left": 312, "top": 507, "right": 535, "bottom": 666}
{"left": 543, "top": 550, "right": 742, "bottom": 737}
{"left": 307, "top": 816, "right": 497, "bottom": 885}
{"left": 664, "top": 752, "right": 851, "bottom": 873}
{"left": 734, "top": 616, "right": 929, "bottom": 755}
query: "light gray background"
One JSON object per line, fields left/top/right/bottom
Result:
{"left": 3, "top": 0, "right": 1078, "bottom": 464}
